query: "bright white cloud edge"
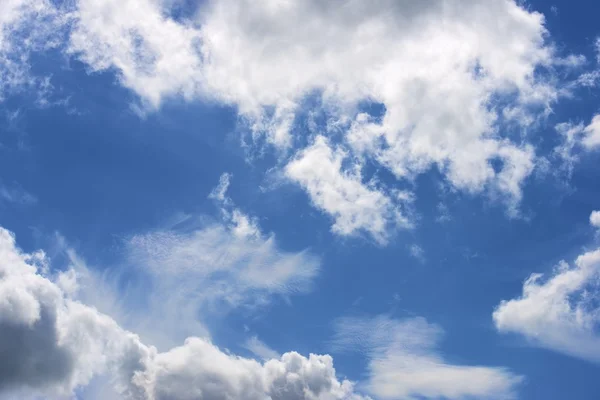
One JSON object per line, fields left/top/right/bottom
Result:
{"left": 493, "top": 210, "right": 600, "bottom": 363}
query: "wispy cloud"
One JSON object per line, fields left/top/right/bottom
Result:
{"left": 243, "top": 335, "right": 280, "bottom": 361}
{"left": 332, "top": 315, "right": 522, "bottom": 399}
{"left": 66, "top": 174, "right": 321, "bottom": 349}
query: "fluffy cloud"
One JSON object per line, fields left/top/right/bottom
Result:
{"left": 591, "top": 210, "right": 600, "bottom": 229}
{"left": 0, "top": 227, "right": 150, "bottom": 398}
{"left": 134, "top": 339, "right": 367, "bottom": 400}
{"left": 0, "top": 223, "right": 365, "bottom": 400}
{"left": 332, "top": 315, "right": 522, "bottom": 399}
{"left": 581, "top": 115, "right": 600, "bottom": 149}
{"left": 285, "top": 136, "right": 411, "bottom": 243}
{"left": 58, "top": 0, "right": 571, "bottom": 235}
{"left": 493, "top": 211, "right": 600, "bottom": 363}
{"left": 68, "top": 0, "right": 203, "bottom": 108}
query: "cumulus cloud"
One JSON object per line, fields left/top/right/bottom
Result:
{"left": 332, "top": 315, "right": 522, "bottom": 399}
{"left": 68, "top": 0, "right": 203, "bottom": 109}
{"left": 285, "top": 136, "right": 411, "bottom": 243}
{"left": 0, "top": 222, "right": 366, "bottom": 399}
{"left": 591, "top": 210, "right": 600, "bottom": 229}
{"left": 52, "top": 0, "right": 575, "bottom": 234}
{"left": 1, "top": 0, "right": 591, "bottom": 239}
{"left": 135, "top": 339, "right": 369, "bottom": 400}
{"left": 581, "top": 115, "right": 600, "bottom": 149}
{"left": 0, "top": 227, "right": 150, "bottom": 399}
{"left": 493, "top": 212, "right": 600, "bottom": 363}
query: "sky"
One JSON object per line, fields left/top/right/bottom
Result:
{"left": 0, "top": 0, "right": 600, "bottom": 399}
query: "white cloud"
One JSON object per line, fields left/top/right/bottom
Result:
{"left": 244, "top": 336, "right": 280, "bottom": 361}
{"left": 582, "top": 115, "right": 600, "bottom": 149}
{"left": 554, "top": 115, "right": 600, "bottom": 175}
{"left": 41, "top": 176, "right": 318, "bottom": 355}
{"left": 0, "top": 226, "right": 150, "bottom": 399}
{"left": 125, "top": 222, "right": 319, "bottom": 345}
{"left": 591, "top": 210, "right": 600, "bottom": 229}
{"left": 0, "top": 0, "right": 67, "bottom": 101}
{"left": 332, "top": 315, "right": 522, "bottom": 400}
{"left": 285, "top": 136, "right": 411, "bottom": 244}
{"left": 0, "top": 183, "right": 36, "bottom": 205}
{"left": 493, "top": 214, "right": 600, "bottom": 362}
{"left": 68, "top": 0, "right": 203, "bottom": 109}
{"left": 58, "top": 0, "right": 570, "bottom": 229}
{"left": 134, "top": 339, "right": 369, "bottom": 400}
{"left": 97, "top": 175, "right": 320, "bottom": 348}
{"left": 408, "top": 244, "right": 425, "bottom": 263}
{"left": 209, "top": 172, "right": 262, "bottom": 239}
{"left": 0, "top": 223, "right": 367, "bottom": 400}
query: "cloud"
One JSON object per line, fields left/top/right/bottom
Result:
{"left": 0, "top": 183, "right": 36, "bottom": 205}
{"left": 0, "top": 227, "right": 150, "bottom": 399}
{"left": 555, "top": 115, "right": 600, "bottom": 173}
{"left": 581, "top": 115, "right": 600, "bottom": 149}
{"left": 56, "top": 0, "right": 572, "bottom": 228}
{"left": 408, "top": 244, "right": 425, "bottom": 263}
{"left": 209, "top": 172, "right": 262, "bottom": 239}
{"left": 134, "top": 339, "right": 369, "bottom": 400}
{"left": 591, "top": 210, "right": 600, "bottom": 229}
{"left": 67, "top": 0, "right": 206, "bottom": 109}
{"left": 244, "top": 336, "right": 280, "bottom": 361}
{"left": 493, "top": 211, "right": 600, "bottom": 363}
{"left": 124, "top": 222, "right": 319, "bottom": 344}
{"left": 0, "top": 0, "right": 67, "bottom": 101}
{"left": 75, "top": 174, "right": 320, "bottom": 349}
{"left": 285, "top": 136, "right": 411, "bottom": 244}
{"left": 332, "top": 315, "right": 522, "bottom": 400}
{"left": 0, "top": 221, "right": 366, "bottom": 399}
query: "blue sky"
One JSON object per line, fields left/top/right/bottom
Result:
{"left": 1, "top": 0, "right": 600, "bottom": 399}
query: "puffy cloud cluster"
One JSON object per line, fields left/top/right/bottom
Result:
{"left": 0, "top": 227, "right": 149, "bottom": 398}
{"left": 0, "top": 225, "right": 367, "bottom": 399}
{"left": 55, "top": 0, "right": 570, "bottom": 239}
{"left": 135, "top": 339, "right": 367, "bottom": 400}
{"left": 332, "top": 315, "right": 522, "bottom": 399}
{"left": 3, "top": 1, "right": 599, "bottom": 241}
{"left": 493, "top": 211, "right": 600, "bottom": 363}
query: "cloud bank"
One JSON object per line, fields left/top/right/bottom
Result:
{"left": 3, "top": 0, "right": 585, "bottom": 241}
{"left": 0, "top": 223, "right": 366, "bottom": 400}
